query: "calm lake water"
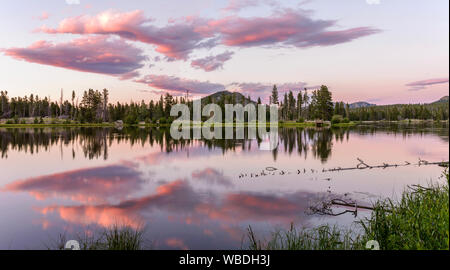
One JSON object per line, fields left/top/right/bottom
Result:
{"left": 0, "top": 124, "right": 448, "bottom": 250}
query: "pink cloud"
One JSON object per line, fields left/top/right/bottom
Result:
{"left": 191, "top": 51, "right": 234, "bottom": 72}
{"left": 135, "top": 75, "right": 226, "bottom": 95}
{"left": 38, "top": 8, "right": 380, "bottom": 63}
{"left": 191, "top": 168, "right": 233, "bottom": 187}
{"left": 232, "top": 82, "right": 308, "bottom": 93}
{"left": 203, "top": 9, "right": 380, "bottom": 48}
{"left": 2, "top": 36, "right": 146, "bottom": 79}
{"left": 2, "top": 165, "right": 144, "bottom": 203}
{"left": 222, "top": 0, "right": 279, "bottom": 12}
{"left": 166, "top": 238, "right": 189, "bottom": 250}
{"left": 406, "top": 78, "right": 449, "bottom": 91}
{"left": 222, "top": 0, "right": 260, "bottom": 12}
{"left": 136, "top": 76, "right": 314, "bottom": 99}
{"left": 39, "top": 10, "right": 214, "bottom": 60}
{"left": 195, "top": 190, "right": 319, "bottom": 223}
{"left": 36, "top": 12, "right": 50, "bottom": 21}
{"left": 38, "top": 180, "right": 200, "bottom": 229}
{"left": 229, "top": 82, "right": 316, "bottom": 101}
{"left": 36, "top": 179, "right": 324, "bottom": 230}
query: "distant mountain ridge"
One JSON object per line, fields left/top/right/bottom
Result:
{"left": 343, "top": 96, "right": 448, "bottom": 108}
{"left": 200, "top": 92, "right": 448, "bottom": 108}
{"left": 432, "top": 96, "right": 449, "bottom": 104}
{"left": 348, "top": 101, "right": 376, "bottom": 109}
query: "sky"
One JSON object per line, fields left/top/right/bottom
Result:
{"left": 0, "top": 0, "right": 448, "bottom": 105}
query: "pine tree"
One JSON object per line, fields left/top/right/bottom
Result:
{"left": 288, "top": 91, "right": 296, "bottom": 120}
{"left": 297, "top": 91, "right": 303, "bottom": 119}
{"left": 271, "top": 85, "right": 279, "bottom": 105}
{"left": 102, "top": 88, "right": 109, "bottom": 122}
{"left": 309, "top": 86, "right": 333, "bottom": 120}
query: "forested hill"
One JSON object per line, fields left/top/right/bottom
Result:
{"left": 347, "top": 96, "right": 448, "bottom": 109}
{"left": 200, "top": 91, "right": 258, "bottom": 105}
{"left": 348, "top": 101, "right": 376, "bottom": 109}
{"left": 432, "top": 96, "right": 449, "bottom": 104}
{"left": 346, "top": 96, "right": 449, "bottom": 121}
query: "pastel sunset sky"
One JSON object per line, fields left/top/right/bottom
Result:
{"left": 0, "top": 0, "right": 448, "bottom": 104}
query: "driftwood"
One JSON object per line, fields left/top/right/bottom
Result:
{"left": 238, "top": 158, "right": 448, "bottom": 179}
{"left": 409, "top": 184, "right": 435, "bottom": 193}
{"left": 310, "top": 184, "right": 439, "bottom": 217}
{"left": 310, "top": 198, "right": 360, "bottom": 217}
{"left": 331, "top": 199, "right": 376, "bottom": 211}
{"left": 309, "top": 198, "right": 389, "bottom": 217}
{"left": 324, "top": 158, "right": 448, "bottom": 172}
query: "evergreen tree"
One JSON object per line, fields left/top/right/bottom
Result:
{"left": 309, "top": 86, "right": 333, "bottom": 120}
{"left": 271, "top": 85, "right": 279, "bottom": 105}
{"left": 288, "top": 91, "right": 296, "bottom": 120}
{"left": 297, "top": 91, "right": 303, "bottom": 119}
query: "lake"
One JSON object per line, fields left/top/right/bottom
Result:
{"left": 0, "top": 124, "right": 448, "bottom": 250}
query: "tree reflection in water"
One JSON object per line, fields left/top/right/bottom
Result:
{"left": 0, "top": 124, "right": 447, "bottom": 162}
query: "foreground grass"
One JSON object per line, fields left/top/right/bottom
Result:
{"left": 247, "top": 224, "right": 363, "bottom": 250}
{"left": 359, "top": 174, "right": 449, "bottom": 250}
{"left": 50, "top": 225, "right": 147, "bottom": 250}
{"left": 248, "top": 170, "right": 449, "bottom": 250}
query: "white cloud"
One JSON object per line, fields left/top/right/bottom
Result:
{"left": 65, "top": 0, "right": 80, "bottom": 5}
{"left": 366, "top": 0, "right": 380, "bottom": 4}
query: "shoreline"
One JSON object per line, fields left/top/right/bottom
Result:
{"left": 0, "top": 119, "right": 447, "bottom": 128}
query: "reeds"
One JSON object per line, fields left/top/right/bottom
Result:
{"left": 50, "top": 225, "right": 147, "bottom": 250}
{"left": 247, "top": 170, "right": 449, "bottom": 250}
{"left": 247, "top": 224, "right": 362, "bottom": 250}
{"left": 359, "top": 170, "right": 449, "bottom": 250}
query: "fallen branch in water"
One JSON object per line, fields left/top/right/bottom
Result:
{"left": 324, "top": 158, "right": 448, "bottom": 172}
{"left": 237, "top": 159, "right": 448, "bottom": 179}
{"left": 357, "top": 158, "right": 371, "bottom": 169}
{"left": 309, "top": 198, "right": 391, "bottom": 217}
{"left": 331, "top": 199, "right": 376, "bottom": 211}
{"left": 309, "top": 183, "right": 438, "bottom": 217}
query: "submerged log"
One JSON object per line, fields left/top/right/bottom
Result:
{"left": 309, "top": 198, "right": 392, "bottom": 217}
{"left": 331, "top": 200, "right": 376, "bottom": 211}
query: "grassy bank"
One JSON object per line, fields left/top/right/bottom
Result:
{"left": 0, "top": 121, "right": 319, "bottom": 128}
{"left": 247, "top": 170, "right": 449, "bottom": 250}
{"left": 279, "top": 121, "right": 317, "bottom": 127}
{"left": 2, "top": 119, "right": 445, "bottom": 129}
{"left": 0, "top": 123, "right": 116, "bottom": 128}
{"left": 360, "top": 119, "right": 449, "bottom": 124}
{"left": 331, "top": 121, "right": 358, "bottom": 128}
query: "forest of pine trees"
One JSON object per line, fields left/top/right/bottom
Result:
{"left": 0, "top": 86, "right": 448, "bottom": 125}
{"left": 346, "top": 102, "right": 449, "bottom": 121}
